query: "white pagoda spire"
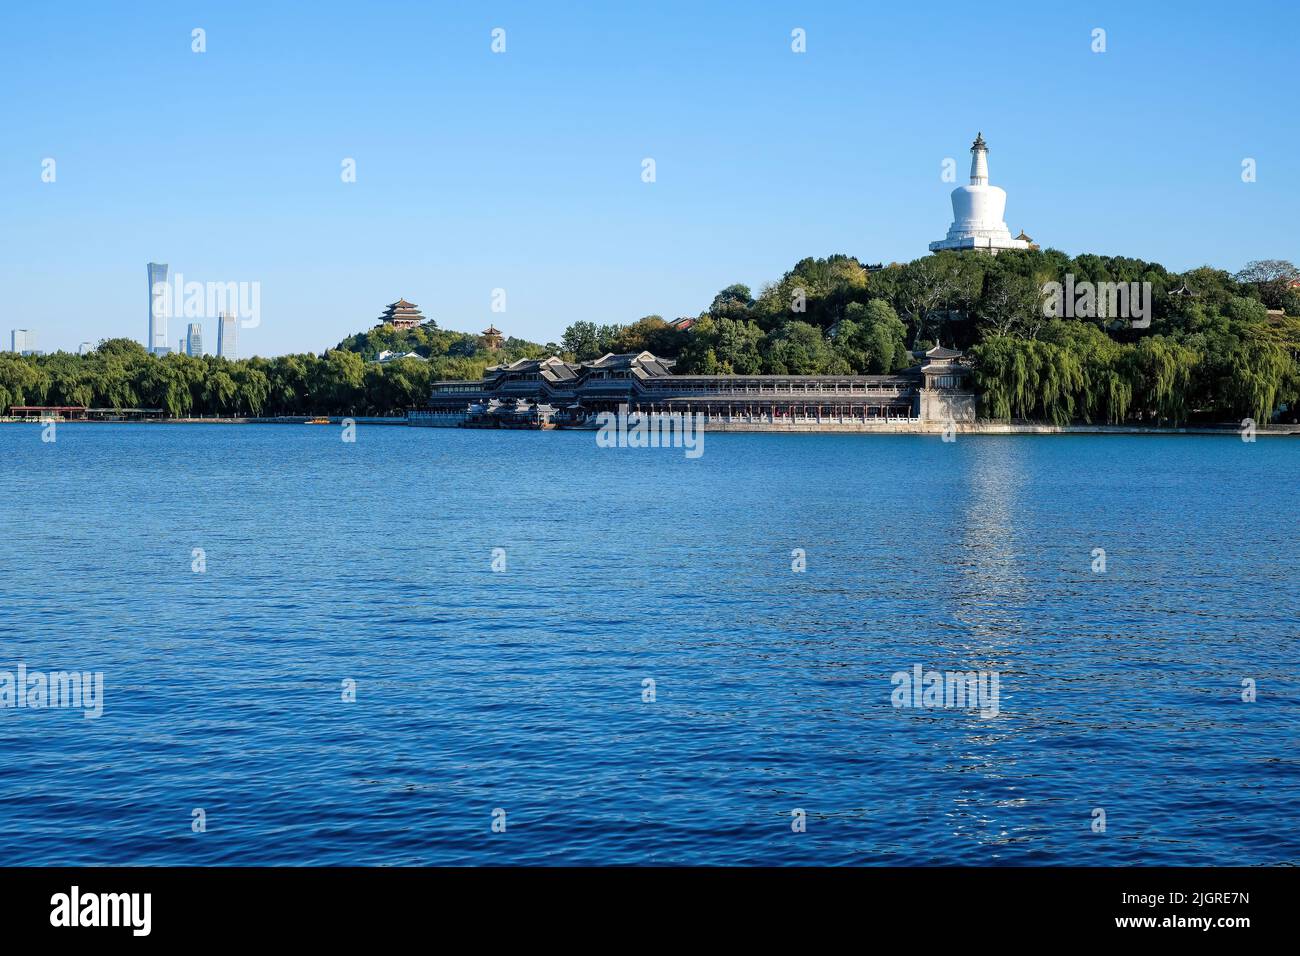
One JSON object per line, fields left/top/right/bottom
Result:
{"left": 969, "top": 132, "right": 989, "bottom": 185}
{"left": 929, "top": 132, "right": 1030, "bottom": 255}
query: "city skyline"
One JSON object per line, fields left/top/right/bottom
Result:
{"left": 3, "top": 1, "right": 1298, "bottom": 357}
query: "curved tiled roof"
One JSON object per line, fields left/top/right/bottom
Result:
{"left": 924, "top": 344, "right": 963, "bottom": 359}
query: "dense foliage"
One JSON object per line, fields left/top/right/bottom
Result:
{"left": 557, "top": 251, "right": 1300, "bottom": 424}
{"left": 4, "top": 253, "right": 1297, "bottom": 423}
{"left": 1, "top": 339, "right": 433, "bottom": 417}
{"left": 334, "top": 321, "right": 556, "bottom": 380}
{"left": 0, "top": 318, "right": 559, "bottom": 418}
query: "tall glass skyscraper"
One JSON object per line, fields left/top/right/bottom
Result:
{"left": 216, "top": 313, "right": 237, "bottom": 359}
{"left": 186, "top": 323, "right": 203, "bottom": 357}
{"left": 147, "top": 262, "right": 169, "bottom": 354}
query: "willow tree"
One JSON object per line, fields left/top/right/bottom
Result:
{"left": 0, "top": 355, "right": 51, "bottom": 412}
{"left": 969, "top": 336, "right": 1024, "bottom": 421}
{"left": 1128, "top": 336, "right": 1197, "bottom": 425}
{"left": 1225, "top": 332, "right": 1290, "bottom": 422}
{"left": 1039, "top": 321, "right": 1130, "bottom": 423}
{"left": 1035, "top": 341, "right": 1086, "bottom": 425}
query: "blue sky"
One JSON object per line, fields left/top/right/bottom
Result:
{"left": 1, "top": 1, "right": 1296, "bottom": 355}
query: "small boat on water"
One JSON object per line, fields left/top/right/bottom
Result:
{"left": 306, "top": 417, "right": 331, "bottom": 425}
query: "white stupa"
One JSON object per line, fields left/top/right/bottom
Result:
{"left": 929, "top": 133, "right": 1031, "bottom": 254}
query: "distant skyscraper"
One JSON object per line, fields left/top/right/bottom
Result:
{"left": 216, "top": 313, "right": 237, "bottom": 359}
{"left": 10, "top": 329, "right": 34, "bottom": 353}
{"left": 187, "top": 323, "right": 203, "bottom": 357}
{"left": 147, "top": 262, "right": 169, "bottom": 354}
{"left": 77, "top": 342, "right": 93, "bottom": 355}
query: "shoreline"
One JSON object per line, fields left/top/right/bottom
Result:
{"left": 694, "top": 421, "right": 1300, "bottom": 436}
{"left": 0, "top": 416, "right": 408, "bottom": 426}
{"left": 2, "top": 416, "right": 1296, "bottom": 436}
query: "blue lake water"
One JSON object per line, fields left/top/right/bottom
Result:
{"left": 0, "top": 423, "right": 1296, "bottom": 865}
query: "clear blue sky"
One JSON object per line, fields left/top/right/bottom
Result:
{"left": 2, "top": 1, "right": 1296, "bottom": 356}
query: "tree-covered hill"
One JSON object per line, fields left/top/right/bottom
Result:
{"left": 332, "top": 319, "right": 554, "bottom": 379}
{"left": 554, "top": 251, "right": 1300, "bottom": 425}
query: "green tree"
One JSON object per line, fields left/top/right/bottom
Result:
{"left": 1233, "top": 259, "right": 1299, "bottom": 310}
{"left": 202, "top": 369, "right": 237, "bottom": 414}
{"left": 677, "top": 316, "right": 767, "bottom": 374}
{"left": 763, "top": 321, "right": 845, "bottom": 374}
{"left": 834, "top": 300, "right": 910, "bottom": 373}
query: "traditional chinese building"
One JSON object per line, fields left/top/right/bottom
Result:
{"left": 409, "top": 346, "right": 975, "bottom": 428}
{"left": 481, "top": 324, "right": 504, "bottom": 350}
{"left": 377, "top": 298, "right": 426, "bottom": 329}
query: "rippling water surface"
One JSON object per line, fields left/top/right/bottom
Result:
{"left": 0, "top": 424, "right": 1296, "bottom": 865}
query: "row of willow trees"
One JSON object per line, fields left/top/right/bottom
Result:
{"left": 0, "top": 315, "right": 570, "bottom": 416}
{"left": 0, "top": 340, "right": 448, "bottom": 417}
{"left": 970, "top": 320, "right": 1297, "bottom": 425}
